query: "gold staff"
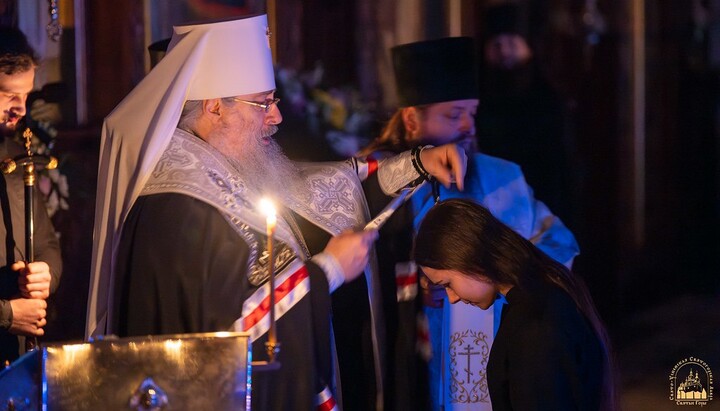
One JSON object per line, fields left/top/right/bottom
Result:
{"left": 0, "top": 128, "right": 57, "bottom": 350}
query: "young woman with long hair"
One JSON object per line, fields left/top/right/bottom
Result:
{"left": 413, "top": 198, "right": 617, "bottom": 411}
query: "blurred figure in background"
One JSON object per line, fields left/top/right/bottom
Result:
{"left": 477, "top": 2, "right": 575, "bottom": 223}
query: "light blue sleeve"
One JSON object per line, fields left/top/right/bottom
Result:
{"left": 527, "top": 194, "right": 580, "bottom": 268}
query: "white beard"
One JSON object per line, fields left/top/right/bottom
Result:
{"left": 229, "top": 136, "right": 302, "bottom": 197}
{"left": 211, "top": 117, "right": 302, "bottom": 197}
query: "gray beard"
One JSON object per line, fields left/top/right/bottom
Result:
{"left": 204, "top": 110, "right": 305, "bottom": 199}
{"left": 226, "top": 129, "right": 303, "bottom": 197}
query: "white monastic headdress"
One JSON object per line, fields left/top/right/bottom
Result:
{"left": 86, "top": 14, "right": 275, "bottom": 338}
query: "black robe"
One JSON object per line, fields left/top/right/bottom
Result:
{"left": 114, "top": 193, "right": 333, "bottom": 411}
{"left": 477, "top": 63, "right": 573, "bottom": 223}
{"left": 363, "top": 174, "right": 430, "bottom": 411}
{"left": 487, "top": 283, "right": 605, "bottom": 411}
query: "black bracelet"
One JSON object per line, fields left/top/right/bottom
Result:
{"left": 409, "top": 148, "right": 425, "bottom": 181}
{"left": 411, "top": 145, "right": 432, "bottom": 182}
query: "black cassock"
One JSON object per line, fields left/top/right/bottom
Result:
{"left": 113, "top": 193, "right": 333, "bottom": 411}
{"left": 488, "top": 282, "right": 605, "bottom": 411}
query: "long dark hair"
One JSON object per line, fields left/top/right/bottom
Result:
{"left": 357, "top": 106, "right": 430, "bottom": 157}
{"left": 413, "top": 198, "right": 617, "bottom": 410}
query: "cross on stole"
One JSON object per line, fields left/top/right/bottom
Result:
{"left": 459, "top": 344, "right": 480, "bottom": 383}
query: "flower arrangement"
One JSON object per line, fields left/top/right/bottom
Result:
{"left": 276, "top": 64, "right": 378, "bottom": 157}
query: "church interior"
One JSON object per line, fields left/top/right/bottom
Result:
{"left": 2, "top": 0, "right": 719, "bottom": 409}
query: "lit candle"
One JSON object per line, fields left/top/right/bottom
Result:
{"left": 259, "top": 198, "right": 278, "bottom": 361}
{"left": 259, "top": 198, "right": 277, "bottom": 233}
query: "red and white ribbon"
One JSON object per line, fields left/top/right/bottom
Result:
{"left": 234, "top": 259, "right": 310, "bottom": 342}
{"left": 316, "top": 385, "right": 339, "bottom": 411}
{"left": 395, "top": 261, "right": 418, "bottom": 302}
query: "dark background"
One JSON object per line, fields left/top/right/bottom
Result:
{"left": 5, "top": 1, "right": 718, "bottom": 409}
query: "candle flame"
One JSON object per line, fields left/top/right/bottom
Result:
{"left": 259, "top": 198, "right": 277, "bottom": 229}
{"left": 259, "top": 198, "right": 277, "bottom": 218}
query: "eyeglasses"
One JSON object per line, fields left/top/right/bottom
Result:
{"left": 231, "top": 97, "right": 281, "bottom": 113}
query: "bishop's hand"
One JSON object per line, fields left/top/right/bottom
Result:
{"left": 323, "top": 229, "right": 379, "bottom": 283}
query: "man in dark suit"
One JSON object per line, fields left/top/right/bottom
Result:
{"left": 0, "top": 26, "right": 62, "bottom": 364}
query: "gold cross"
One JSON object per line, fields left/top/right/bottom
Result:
{"left": 23, "top": 128, "right": 33, "bottom": 156}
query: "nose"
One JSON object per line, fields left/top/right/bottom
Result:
{"left": 12, "top": 95, "right": 27, "bottom": 117}
{"left": 460, "top": 113, "right": 474, "bottom": 135}
{"left": 446, "top": 288, "right": 461, "bottom": 304}
{"left": 265, "top": 104, "right": 282, "bottom": 125}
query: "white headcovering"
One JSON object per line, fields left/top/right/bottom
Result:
{"left": 86, "top": 14, "right": 275, "bottom": 338}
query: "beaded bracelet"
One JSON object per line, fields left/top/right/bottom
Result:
{"left": 410, "top": 145, "right": 433, "bottom": 182}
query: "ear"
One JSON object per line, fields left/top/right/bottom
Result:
{"left": 401, "top": 107, "right": 420, "bottom": 137}
{"left": 203, "top": 99, "right": 222, "bottom": 116}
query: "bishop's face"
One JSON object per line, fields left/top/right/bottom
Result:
{"left": 415, "top": 99, "right": 479, "bottom": 153}
{"left": 207, "top": 90, "right": 282, "bottom": 162}
{"left": 209, "top": 90, "right": 298, "bottom": 195}
{"left": 224, "top": 90, "right": 282, "bottom": 143}
{"left": 0, "top": 68, "right": 34, "bottom": 136}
